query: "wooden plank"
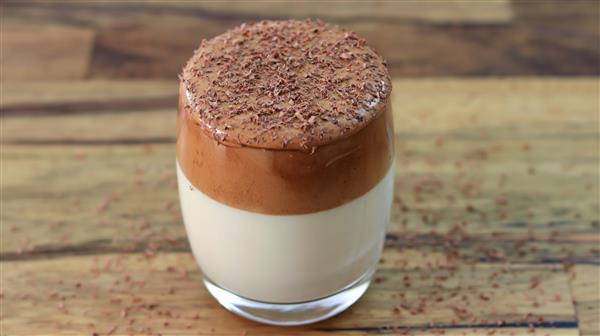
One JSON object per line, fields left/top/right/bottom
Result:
{"left": 1, "top": 139, "right": 597, "bottom": 264}
{"left": 0, "top": 1, "right": 512, "bottom": 81}
{"left": 0, "top": 252, "right": 578, "bottom": 335}
{"left": 85, "top": 3, "right": 600, "bottom": 78}
{"left": 1, "top": 80, "right": 176, "bottom": 115}
{"left": 1, "top": 79, "right": 598, "bottom": 263}
{"left": 1, "top": 110, "right": 174, "bottom": 144}
{"left": 126, "top": 0, "right": 515, "bottom": 23}
{"left": 2, "top": 78, "right": 598, "bottom": 133}
{"left": 568, "top": 265, "right": 600, "bottom": 336}
{"left": 391, "top": 78, "right": 600, "bottom": 135}
{"left": 0, "top": 144, "right": 180, "bottom": 256}
{"left": 0, "top": 23, "right": 94, "bottom": 81}
{"left": 2, "top": 1, "right": 598, "bottom": 78}
{"left": 1, "top": 0, "right": 514, "bottom": 24}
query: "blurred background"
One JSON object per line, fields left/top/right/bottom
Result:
{"left": 2, "top": 0, "right": 598, "bottom": 81}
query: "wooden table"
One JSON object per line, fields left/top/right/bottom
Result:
{"left": 1, "top": 78, "right": 598, "bottom": 335}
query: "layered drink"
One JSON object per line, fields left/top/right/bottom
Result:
{"left": 176, "top": 19, "right": 394, "bottom": 325}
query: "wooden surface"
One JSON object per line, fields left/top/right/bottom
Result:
{"left": 2, "top": 0, "right": 599, "bottom": 79}
{"left": 1, "top": 1, "right": 599, "bottom": 334}
{"left": 1, "top": 78, "right": 599, "bottom": 335}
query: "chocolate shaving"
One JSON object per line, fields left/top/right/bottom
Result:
{"left": 179, "top": 19, "right": 391, "bottom": 150}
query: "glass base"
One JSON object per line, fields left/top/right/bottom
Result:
{"left": 203, "top": 276, "right": 371, "bottom": 326}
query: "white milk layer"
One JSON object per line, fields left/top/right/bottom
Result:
{"left": 177, "top": 161, "right": 394, "bottom": 303}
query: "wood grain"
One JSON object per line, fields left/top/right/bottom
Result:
{"left": 123, "top": 0, "right": 515, "bottom": 23}
{"left": 568, "top": 265, "right": 600, "bottom": 336}
{"left": 1, "top": 253, "right": 577, "bottom": 335}
{"left": 1, "top": 79, "right": 598, "bottom": 265}
{"left": 1, "top": 80, "right": 176, "bottom": 116}
{"left": 1, "top": 0, "right": 515, "bottom": 23}
{"left": 0, "top": 23, "right": 94, "bottom": 81}
{"left": 0, "top": 78, "right": 598, "bottom": 334}
{"left": 2, "top": 78, "right": 598, "bottom": 136}
{"left": 2, "top": 138, "right": 597, "bottom": 263}
{"left": 2, "top": 1, "right": 598, "bottom": 79}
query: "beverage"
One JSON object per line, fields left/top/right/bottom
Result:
{"left": 177, "top": 19, "right": 394, "bottom": 325}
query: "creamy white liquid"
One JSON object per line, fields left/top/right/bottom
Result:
{"left": 177, "top": 161, "right": 394, "bottom": 303}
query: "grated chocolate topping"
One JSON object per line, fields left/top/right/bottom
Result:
{"left": 180, "top": 19, "right": 391, "bottom": 151}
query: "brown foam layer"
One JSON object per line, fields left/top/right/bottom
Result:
{"left": 177, "top": 20, "right": 393, "bottom": 214}
{"left": 177, "top": 83, "right": 394, "bottom": 215}
{"left": 179, "top": 19, "right": 391, "bottom": 151}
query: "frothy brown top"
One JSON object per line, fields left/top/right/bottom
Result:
{"left": 179, "top": 19, "right": 391, "bottom": 151}
{"left": 177, "top": 20, "right": 394, "bottom": 214}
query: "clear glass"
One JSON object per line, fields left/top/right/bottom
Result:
{"left": 176, "top": 160, "right": 394, "bottom": 325}
{"left": 176, "top": 80, "right": 395, "bottom": 325}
